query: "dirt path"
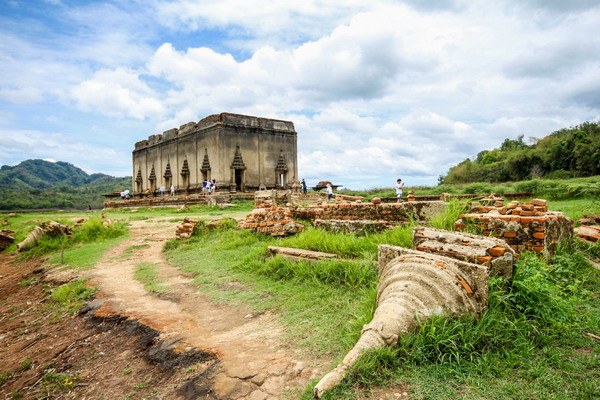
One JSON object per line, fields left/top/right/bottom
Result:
{"left": 87, "top": 218, "right": 321, "bottom": 399}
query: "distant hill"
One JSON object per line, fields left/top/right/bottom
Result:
{"left": 441, "top": 121, "right": 600, "bottom": 184}
{"left": 0, "top": 159, "right": 130, "bottom": 211}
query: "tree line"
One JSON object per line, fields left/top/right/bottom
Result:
{"left": 440, "top": 121, "right": 600, "bottom": 184}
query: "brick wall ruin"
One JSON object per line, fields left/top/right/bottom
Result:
{"left": 453, "top": 198, "right": 573, "bottom": 258}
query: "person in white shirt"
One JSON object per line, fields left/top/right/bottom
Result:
{"left": 396, "top": 179, "right": 405, "bottom": 202}
{"left": 170, "top": 185, "right": 175, "bottom": 196}
{"left": 326, "top": 183, "right": 333, "bottom": 201}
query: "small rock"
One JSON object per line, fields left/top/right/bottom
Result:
{"left": 248, "top": 390, "right": 268, "bottom": 400}
{"left": 261, "top": 376, "right": 285, "bottom": 395}
{"left": 250, "top": 373, "right": 267, "bottom": 386}
{"left": 266, "top": 362, "right": 287, "bottom": 376}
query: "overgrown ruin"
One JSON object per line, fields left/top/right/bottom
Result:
{"left": 131, "top": 113, "right": 298, "bottom": 196}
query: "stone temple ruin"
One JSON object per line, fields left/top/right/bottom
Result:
{"left": 132, "top": 113, "right": 298, "bottom": 197}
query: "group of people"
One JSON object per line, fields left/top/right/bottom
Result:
{"left": 203, "top": 179, "right": 217, "bottom": 194}
{"left": 156, "top": 185, "right": 176, "bottom": 197}
{"left": 135, "top": 177, "right": 405, "bottom": 200}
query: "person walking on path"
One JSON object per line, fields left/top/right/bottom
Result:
{"left": 396, "top": 178, "right": 405, "bottom": 202}
{"left": 326, "top": 183, "right": 334, "bottom": 201}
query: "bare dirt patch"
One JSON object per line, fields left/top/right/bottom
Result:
{"left": 1, "top": 216, "right": 326, "bottom": 399}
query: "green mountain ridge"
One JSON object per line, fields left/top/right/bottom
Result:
{"left": 0, "top": 159, "right": 130, "bottom": 210}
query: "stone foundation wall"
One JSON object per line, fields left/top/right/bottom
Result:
{"left": 238, "top": 206, "right": 304, "bottom": 236}
{"left": 293, "top": 201, "right": 446, "bottom": 224}
{"left": 104, "top": 194, "right": 230, "bottom": 209}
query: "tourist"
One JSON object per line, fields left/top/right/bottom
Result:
{"left": 207, "top": 180, "right": 212, "bottom": 194}
{"left": 301, "top": 179, "right": 307, "bottom": 194}
{"left": 145, "top": 188, "right": 151, "bottom": 197}
{"left": 202, "top": 179, "right": 208, "bottom": 194}
{"left": 326, "top": 183, "right": 333, "bottom": 201}
{"left": 212, "top": 179, "right": 217, "bottom": 193}
{"left": 159, "top": 185, "right": 165, "bottom": 197}
{"left": 396, "top": 178, "right": 405, "bottom": 202}
{"left": 170, "top": 184, "right": 175, "bottom": 196}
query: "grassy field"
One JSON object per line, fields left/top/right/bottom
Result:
{"left": 162, "top": 197, "right": 600, "bottom": 399}
{"left": 3, "top": 197, "right": 599, "bottom": 399}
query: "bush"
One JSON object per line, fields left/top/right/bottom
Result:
{"left": 463, "top": 183, "right": 492, "bottom": 194}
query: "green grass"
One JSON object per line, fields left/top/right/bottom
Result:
{"left": 164, "top": 198, "right": 599, "bottom": 399}
{"left": 134, "top": 262, "right": 169, "bottom": 294}
{"left": 50, "top": 279, "right": 97, "bottom": 314}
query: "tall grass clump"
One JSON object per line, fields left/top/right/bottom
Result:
{"left": 279, "top": 224, "right": 415, "bottom": 259}
{"left": 428, "top": 199, "right": 470, "bottom": 230}
{"left": 16, "top": 218, "right": 127, "bottom": 259}
{"left": 238, "top": 257, "right": 377, "bottom": 289}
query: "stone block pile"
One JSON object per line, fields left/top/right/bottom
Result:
{"left": 575, "top": 225, "right": 600, "bottom": 242}
{"left": 454, "top": 198, "right": 572, "bottom": 258}
{"left": 0, "top": 229, "right": 14, "bottom": 251}
{"left": 175, "top": 217, "right": 200, "bottom": 239}
{"left": 239, "top": 206, "right": 304, "bottom": 237}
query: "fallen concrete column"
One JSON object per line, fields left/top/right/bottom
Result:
{"left": 0, "top": 229, "right": 14, "bottom": 251}
{"left": 413, "top": 226, "right": 515, "bottom": 281}
{"left": 313, "top": 245, "right": 488, "bottom": 397}
{"left": 16, "top": 226, "right": 45, "bottom": 252}
{"left": 265, "top": 246, "right": 337, "bottom": 262}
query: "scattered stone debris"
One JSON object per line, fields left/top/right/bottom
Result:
{"left": 176, "top": 217, "right": 200, "bottom": 239}
{"left": 370, "top": 197, "right": 382, "bottom": 204}
{"left": 413, "top": 226, "right": 515, "bottom": 280}
{"left": 334, "top": 194, "right": 364, "bottom": 203}
{"left": 177, "top": 204, "right": 191, "bottom": 213}
{"left": 313, "top": 245, "right": 489, "bottom": 397}
{"left": 0, "top": 229, "right": 14, "bottom": 251}
{"left": 239, "top": 206, "right": 304, "bottom": 237}
{"left": 575, "top": 225, "right": 600, "bottom": 243}
{"left": 579, "top": 214, "right": 600, "bottom": 225}
{"left": 454, "top": 198, "right": 573, "bottom": 258}
{"left": 265, "top": 246, "right": 337, "bottom": 262}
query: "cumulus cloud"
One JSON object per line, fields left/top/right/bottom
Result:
{"left": 0, "top": 129, "right": 130, "bottom": 176}
{"left": 71, "top": 68, "right": 165, "bottom": 119}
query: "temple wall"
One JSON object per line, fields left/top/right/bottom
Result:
{"left": 132, "top": 113, "right": 297, "bottom": 195}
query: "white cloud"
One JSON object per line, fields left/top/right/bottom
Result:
{"left": 71, "top": 68, "right": 165, "bottom": 120}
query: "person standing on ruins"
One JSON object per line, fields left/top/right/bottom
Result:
{"left": 326, "top": 183, "right": 334, "bottom": 201}
{"left": 212, "top": 179, "right": 217, "bottom": 193}
{"left": 159, "top": 185, "right": 165, "bottom": 197}
{"left": 396, "top": 178, "right": 405, "bottom": 202}
{"left": 301, "top": 179, "right": 307, "bottom": 194}
{"left": 170, "top": 184, "right": 175, "bottom": 196}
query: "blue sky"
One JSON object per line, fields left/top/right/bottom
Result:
{"left": 1, "top": 0, "right": 599, "bottom": 189}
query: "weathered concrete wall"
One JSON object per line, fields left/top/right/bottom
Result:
{"left": 132, "top": 113, "right": 297, "bottom": 196}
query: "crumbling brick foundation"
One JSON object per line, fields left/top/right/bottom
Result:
{"left": 413, "top": 226, "right": 515, "bottom": 280}
{"left": 313, "top": 219, "right": 398, "bottom": 235}
{"left": 239, "top": 206, "right": 304, "bottom": 236}
{"left": 293, "top": 201, "right": 446, "bottom": 225}
{"left": 454, "top": 198, "right": 573, "bottom": 258}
